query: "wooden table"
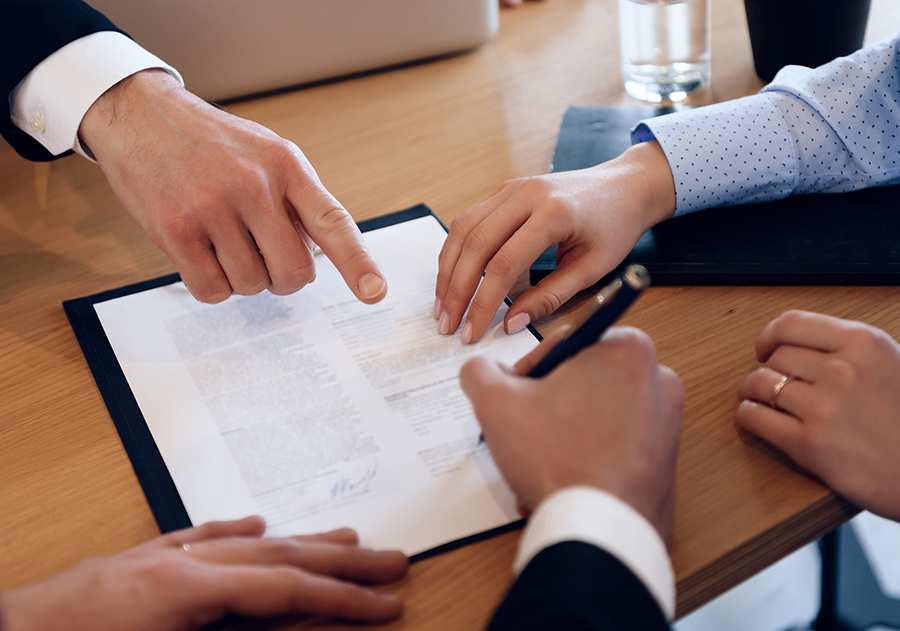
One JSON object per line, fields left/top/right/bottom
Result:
{"left": 2, "top": 0, "right": 899, "bottom": 627}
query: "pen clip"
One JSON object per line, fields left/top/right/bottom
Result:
{"left": 563, "top": 265, "right": 650, "bottom": 341}
{"left": 565, "top": 278, "right": 623, "bottom": 340}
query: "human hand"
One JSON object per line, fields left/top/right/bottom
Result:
{"left": 435, "top": 140, "right": 675, "bottom": 344}
{"left": 460, "top": 327, "right": 684, "bottom": 541}
{"left": 79, "top": 70, "right": 387, "bottom": 305}
{"left": 500, "top": 0, "right": 544, "bottom": 7}
{"left": 0, "top": 516, "right": 408, "bottom": 631}
{"left": 737, "top": 310, "right": 900, "bottom": 522}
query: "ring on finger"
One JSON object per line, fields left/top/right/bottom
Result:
{"left": 770, "top": 375, "right": 794, "bottom": 410}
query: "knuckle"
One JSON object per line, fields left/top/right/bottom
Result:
{"left": 338, "top": 242, "right": 373, "bottom": 273}
{"left": 449, "top": 212, "right": 476, "bottom": 238}
{"left": 533, "top": 290, "right": 563, "bottom": 318}
{"left": 484, "top": 249, "right": 518, "bottom": 280}
{"left": 156, "top": 212, "right": 203, "bottom": 245}
{"left": 823, "top": 357, "right": 858, "bottom": 385}
{"left": 869, "top": 327, "right": 896, "bottom": 352}
{"left": 148, "top": 557, "right": 193, "bottom": 583}
{"left": 773, "top": 309, "right": 806, "bottom": 334}
{"left": 314, "top": 204, "right": 355, "bottom": 235}
{"left": 444, "top": 280, "right": 473, "bottom": 306}
{"left": 277, "top": 261, "right": 316, "bottom": 292}
{"left": 847, "top": 323, "right": 888, "bottom": 354}
{"left": 234, "top": 277, "right": 270, "bottom": 297}
{"left": 609, "top": 327, "right": 657, "bottom": 368}
{"left": 227, "top": 263, "right": 271, "bottom": 296}
{"left": 469, "top": 291, "right": 501, "bottom": 316}
{"left": 619, "top": 326, "right": 655, "bottom": 353}
{"left": 232, "top": 163, "right": 273, "bottom": 202}
{"left": 460, "top": 226, "right": 492, "bottom": 261}
{"left": 271, "top": 138, "right": 300, "bottom": 164}
{"left": 519, "top": 175, "right": 552, "bottom": 199}
{"left": 187, "top": 279, "right": 231, "bottom": 304}
{"left": 274, "top": 140, "right": 315, "bottom": 179}
{"left": 202, "top": 290, "right": 231, "bottom": 304}
{"left": 257, "top": 538, "right": 300, "bottom": 562}
{"left": 541, "top": 194, "right": 569, "bottom": 223}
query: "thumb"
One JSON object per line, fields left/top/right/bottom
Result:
{"left": 460, "top": 356, "right": 519, "bottom": 432}
{"left": 512, "top": 326, "right": 569, "bottom": 376}
{"left": 286, "top": 178, "right": 387, "bottom": 305}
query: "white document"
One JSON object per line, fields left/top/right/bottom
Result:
{"left": 94, "top": 215, "right": 539, "bottom": 556}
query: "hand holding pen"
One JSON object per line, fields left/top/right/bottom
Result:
{"left": 476, "top": 265, "right": 651, "bottom": 443}
{"left": 461, "top": 265, "right": 684, "bottom": 534}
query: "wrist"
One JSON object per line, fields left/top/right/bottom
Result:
{"left": 78, "top": 69, "right": 183, "bottom": 160}
{"left": 618, "top": 140, "right": 677, "bottom": 229}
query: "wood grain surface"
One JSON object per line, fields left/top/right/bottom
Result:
{"left": 2, "top": 0, "right": 898, "bottom": 627}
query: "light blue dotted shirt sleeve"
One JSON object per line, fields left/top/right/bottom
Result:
{"left": 631, "top": 35, "right": 900, "bottom": 216}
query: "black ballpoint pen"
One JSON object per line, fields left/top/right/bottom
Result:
{"left": 477, "top": 264, "right": 650, "bottom": 444}
{"left": 526, "top": 263, "right": 651, "bottom": 378}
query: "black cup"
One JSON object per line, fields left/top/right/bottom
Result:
{"left": 744, "top": 0, "right": 872, "bottom": 82}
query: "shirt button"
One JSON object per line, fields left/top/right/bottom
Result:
{"left": 30, "top": 115, "right": 46, "bottom": 134}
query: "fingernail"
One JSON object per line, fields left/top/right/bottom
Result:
{"left": 461, "top": 321, "right": 473, "bottom": 344}
{"left": 433, "top": 297, "right": 443, "bottom": 320}
{"left": 358, "top": 273, "right": 386, "bottom": 299}
{"left": 506, "top": 313, "right": 530, "bottom": 335}
{"left": 439, "top": 311, "right": 451, "bottom": 335}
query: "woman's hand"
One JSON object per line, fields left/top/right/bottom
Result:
{"left": 434, "top": 141, "right": 675, "bottom": 344}
{"left": 738, "top": 310, "right": 900, "bottom": 521}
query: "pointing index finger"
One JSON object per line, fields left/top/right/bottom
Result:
{"left": 286, "top": 182, "right": 387, "bottom": 305}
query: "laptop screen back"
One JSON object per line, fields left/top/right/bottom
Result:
{"left": 86, "top": 0, "right": 498, "bottom": 101}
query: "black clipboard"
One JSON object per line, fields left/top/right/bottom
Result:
{"left": 64, "top": 204, "right": 528, "bottom": 560}
{"left": 531, "top": 106, "right": 900, "bottom": 286}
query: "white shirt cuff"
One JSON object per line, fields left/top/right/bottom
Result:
{"left": 514, "top": 486, "right": 675, "bottom": 622}
{"left": 9, "top": 31, "right": 183, "bottom": 160}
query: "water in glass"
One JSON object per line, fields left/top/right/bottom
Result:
{"left": 618, "top": 0, "right": 710, "bottom": 103}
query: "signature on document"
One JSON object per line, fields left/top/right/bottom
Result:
{"left": 329, "top": 458, "right": 378, "bottom": 500}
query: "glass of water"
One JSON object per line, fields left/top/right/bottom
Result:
{"left": 618, "top": 0, "right": 711, "bottom": 103}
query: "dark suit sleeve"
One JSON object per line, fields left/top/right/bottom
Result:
{"left": 488, "top": 542, "right": 672, "bottom": 631}
{"left": 0, "top": 0, "right": 126, "bottom": 161}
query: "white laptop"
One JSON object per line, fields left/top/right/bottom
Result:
{"left": 86, "top": 0, "right": 499, "bottom": 101}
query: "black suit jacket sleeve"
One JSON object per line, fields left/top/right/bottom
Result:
{"left": 1, "top": 0, "right": 126, "bottom": 161}
{"left": 488, "top": 542, "right": 672, "bottom": 631}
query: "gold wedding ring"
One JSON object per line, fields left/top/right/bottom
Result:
{"left": 770, "top": 375, "right": 793, "bottom": 410}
